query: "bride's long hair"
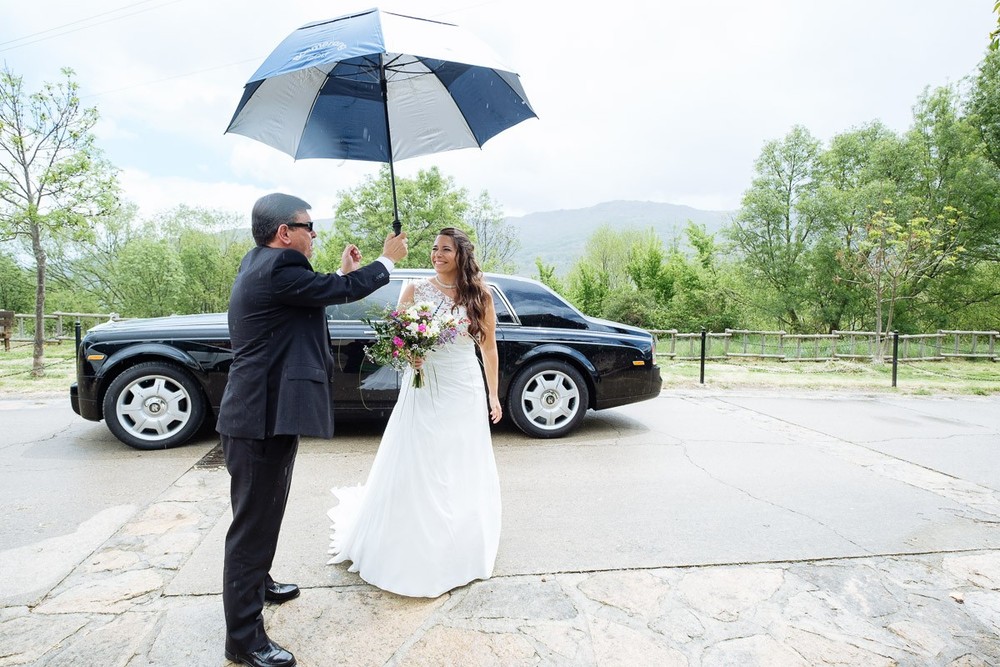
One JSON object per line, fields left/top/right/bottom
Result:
{"left": 437, "top": 227, "right": 489, "bottom": 341}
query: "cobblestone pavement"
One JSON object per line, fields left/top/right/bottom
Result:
{"left": 2, "top": 393, "right": 999, "bottom": 666}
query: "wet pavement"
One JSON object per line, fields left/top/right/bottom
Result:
{"left": 1, "top": 391, "right": 999, "bottom": 666}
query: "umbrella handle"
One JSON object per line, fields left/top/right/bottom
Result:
{"left": 392, "top": 218, "right": 402, "bottom": 236}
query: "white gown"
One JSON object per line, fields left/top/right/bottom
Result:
{"left": 327, "top": 279, "right": 502, "bottom": 597}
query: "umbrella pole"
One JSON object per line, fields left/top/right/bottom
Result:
{"left": 380, "top": 56, "right": 402, "bottom": 236}
{"left": 388, "top": 158, "right": 401, "bottom": 236}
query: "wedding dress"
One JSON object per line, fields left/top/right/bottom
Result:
{"left": 327, "top": 279, "right": 502, "bottom": 597}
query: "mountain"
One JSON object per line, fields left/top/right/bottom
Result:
{"left": 506, "top": 200, "right": 735, "bottom": 276}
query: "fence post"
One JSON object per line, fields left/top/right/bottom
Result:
{"left": 699, "top": 328, "right": 707, "bottom": 384}
{"left": 75, "top": 321, "right": 82, "bottom": 354}
{"left": 891, "top": 331, "right": 899, "bottom": 388}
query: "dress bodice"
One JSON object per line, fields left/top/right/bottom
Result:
{"left": 412, "top": 279, "right": 472, "bottom": 343}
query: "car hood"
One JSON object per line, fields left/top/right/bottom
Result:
{"left": 583, "top": 316, "right": 654, "bottom": 339}
{"left": 89, "top": 312, "right": 229, "bottom": 333}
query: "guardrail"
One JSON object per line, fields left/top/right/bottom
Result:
{"left": 649, "top": 329, "right": 999, "bottom": 363}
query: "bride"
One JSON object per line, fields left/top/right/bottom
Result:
{"left": 327, "top": 227, "right": 503, "bottom": 597}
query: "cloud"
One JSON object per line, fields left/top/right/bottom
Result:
{"left": 1, "top": 0, "right": 993, "bottom": 222}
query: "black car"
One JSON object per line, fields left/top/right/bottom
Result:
{"left": 70, "top": 270, "right": 661, "bottom": 449}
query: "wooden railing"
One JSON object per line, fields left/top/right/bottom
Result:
{"left": 9, "top": 311, "right": 122, "bottom": 344}
{"left": 649, "top": 329, "right": 1000, "bottom": 362}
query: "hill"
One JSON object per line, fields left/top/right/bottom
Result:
{"left": 506, "top": 200, "right": 735, "bottom": 276}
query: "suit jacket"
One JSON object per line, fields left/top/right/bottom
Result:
{"left": 216, "top": 246, "right": 390, "bottom": 440}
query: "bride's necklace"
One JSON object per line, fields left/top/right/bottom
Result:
{"left": 434, "top": 275, "right": 457, "bottom": 290}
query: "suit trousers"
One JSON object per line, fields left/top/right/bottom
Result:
{"left": 222, "top": 433, "right": 299, "bottom": 651}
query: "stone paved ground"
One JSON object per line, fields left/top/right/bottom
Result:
{"left": 3, "top": 463, "right": 999, "bottom": 667}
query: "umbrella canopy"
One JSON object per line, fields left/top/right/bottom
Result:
{"left": 225, "top": 7, "right": 536, "bottom": 231}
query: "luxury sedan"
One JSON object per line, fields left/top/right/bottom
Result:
{"left": 70, "top": 270, "right": 662, "bottom": 449}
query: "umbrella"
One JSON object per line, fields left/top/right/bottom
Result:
{"left": 225, "top": 7, "right": 536, "bottom": 235}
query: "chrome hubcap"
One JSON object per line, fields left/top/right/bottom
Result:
{"left": 520, "top": 370, "right": 581, "bottom": 431}
{"left": 115, "top": 375, "right": 192, "bottom": 441}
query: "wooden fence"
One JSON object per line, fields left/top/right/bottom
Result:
{"left": 4, "top": 312, "right": 998, "bottom": 363}
{"left": 650, "top": 329, "right": 1000, "bottom": 362}
{"left": 9, "top": 312, "right": 121, "bottom": 344}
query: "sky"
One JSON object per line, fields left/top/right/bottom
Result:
{"left": 1, "top": 1, "right": 995, "bottom": 225}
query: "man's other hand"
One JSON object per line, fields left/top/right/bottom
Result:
{"left": 382, "top": 232, "right": 408, "bottom": 263}
{"left": 340, "top": 244, "right": 362, "bottom": 274}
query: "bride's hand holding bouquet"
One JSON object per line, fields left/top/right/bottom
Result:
{"left": 364, "top": 301, "right": 460, "bottom": 388}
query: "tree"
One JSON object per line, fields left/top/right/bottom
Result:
{"left": 918, "top": 260, "right": 1000, "bottom": 330}
{"left": 46, "top": 203, "right": 250, "bottom": 316}
{"left": 990, "top": 1, "right": 1000, "bottom": 51}
{"left": 111, "top": 237, "right": 185, "bottom": 317}
{"left": 464, "top": 191, "right": 520, "bottom": 273}
{"left": 534, "top": 258, "right": 564, "bottom": 294}
{"left": 0, "top": 250, "right": 33, "bottom": 312}
{"left": 913, "top": 85, "right": 1000, "bottom": 264}
{"left": 316, "top": 166, "right": 469, "bottom": 272}
{"left": 728, "top": 126, "right": 822, "bottom": 330}
{"left": 566, "top": 225, "right": 648, "bottom": 315}
{"left": 159, "top": 205, "right": 251, "bottom": 314}
{"left": 46, "top": 202, "right": 139, "bottom": 312}
{"left": 969, "top": 49, "right": 1000, "bottom": 170}
{"left": 567, "top": 263, "right": 609, "bottom": 315}
{"left": 844, "top": 202, "right": 965, "bottom": 359}
{"left": 0, "top": 67, "right": 118, "bottom": 375}
{"left": 810, "top": 122, "right": 912, "bottom": 331}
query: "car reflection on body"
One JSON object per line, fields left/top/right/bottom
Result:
{"left": 70, "top": 270, "right": 662, "bottom": 450}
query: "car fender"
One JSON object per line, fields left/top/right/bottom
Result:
{"left": 97, "top": 343, "right": 206, "bottom": 387}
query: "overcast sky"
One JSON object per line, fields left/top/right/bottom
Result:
{"left": 1, "top": 1, "right": 994, "bottom": 224}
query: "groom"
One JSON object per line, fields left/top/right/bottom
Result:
{"left": 217, "top": 192, "right": 407, "bottom": 667}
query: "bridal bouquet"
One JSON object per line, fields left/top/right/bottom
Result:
{"left": 364, "top": 301, "right": 460, "bottom": 388}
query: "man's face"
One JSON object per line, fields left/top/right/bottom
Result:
{"left": 286, "top": 210, "right": 315, "bottom": 259}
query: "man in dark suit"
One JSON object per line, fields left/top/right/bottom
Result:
{"left": 218, "top": 193, "right": 407, "bottom": 667}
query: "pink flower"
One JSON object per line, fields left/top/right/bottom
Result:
{"left": 392, "top": 350, "right": 400, "bottom": 358}
{"left": 393, "top": 336, "right": 404, "bottom": 347}
{"left": 417, "top": 323, "right": 426, "bottom": 332}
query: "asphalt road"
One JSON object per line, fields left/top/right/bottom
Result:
{"left": 5, "top": 391, "right": 1000, "bottom": 588}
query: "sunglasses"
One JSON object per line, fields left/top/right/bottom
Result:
{"left": 286, "top": 221, "right": 314, "bottom": 232}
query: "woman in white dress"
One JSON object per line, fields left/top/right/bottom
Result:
{"left": 327, "top": 227, "right": 503, "bottom": 597}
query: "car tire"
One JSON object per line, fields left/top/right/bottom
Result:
{"left": 102, "top": 361, "right": 206, "bottom": 450}
{"left": 508, "top": 359, "right": 589, "bottom": 438}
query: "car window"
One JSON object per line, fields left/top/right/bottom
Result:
{"left": 326, "top": 281, "right": 403, "bottom": 321}
{"left": 498, "top": 280, "right": 587, "bottom": 329}
{"left": 490, "top": 286, "right": 517, "bottom": 325}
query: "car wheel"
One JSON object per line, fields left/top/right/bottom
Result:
{"left": 102, "top": 361, "right": 206, "bottom": 450}
{"left": 508, "top": 359, "right": 589, "bottom": 438}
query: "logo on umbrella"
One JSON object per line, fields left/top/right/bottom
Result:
{"left": 292, "top": 41, "right": 347, "bottom": 63}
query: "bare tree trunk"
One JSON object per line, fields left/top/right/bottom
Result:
{"left": 873, "top": 284, "right": 884, "bottom": 364}
{"left": 31, "top": 222, "right": 46, "bottom": 378}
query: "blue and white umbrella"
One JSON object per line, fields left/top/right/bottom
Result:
{"left": 226, "top": 7, "right": 536, "bottom": 233}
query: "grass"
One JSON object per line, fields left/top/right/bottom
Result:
{"left": 0, "top": 341, "right": 77, "bottom": 398}
{"left": 658, "top": 357, "right": 1000, "bottom": 395}
{"left": 1, "top": 342, "right": 998, "bottom": 399}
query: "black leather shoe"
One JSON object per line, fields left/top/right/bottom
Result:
{"left": 264, "top": 580, "right": 300, "bottom": 603}
{"left": 225, "top": 639, "right": 296, "bottom": 667}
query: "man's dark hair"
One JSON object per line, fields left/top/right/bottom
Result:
{"left": 251, "top": 193, "right": 311, "bottom": 246}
